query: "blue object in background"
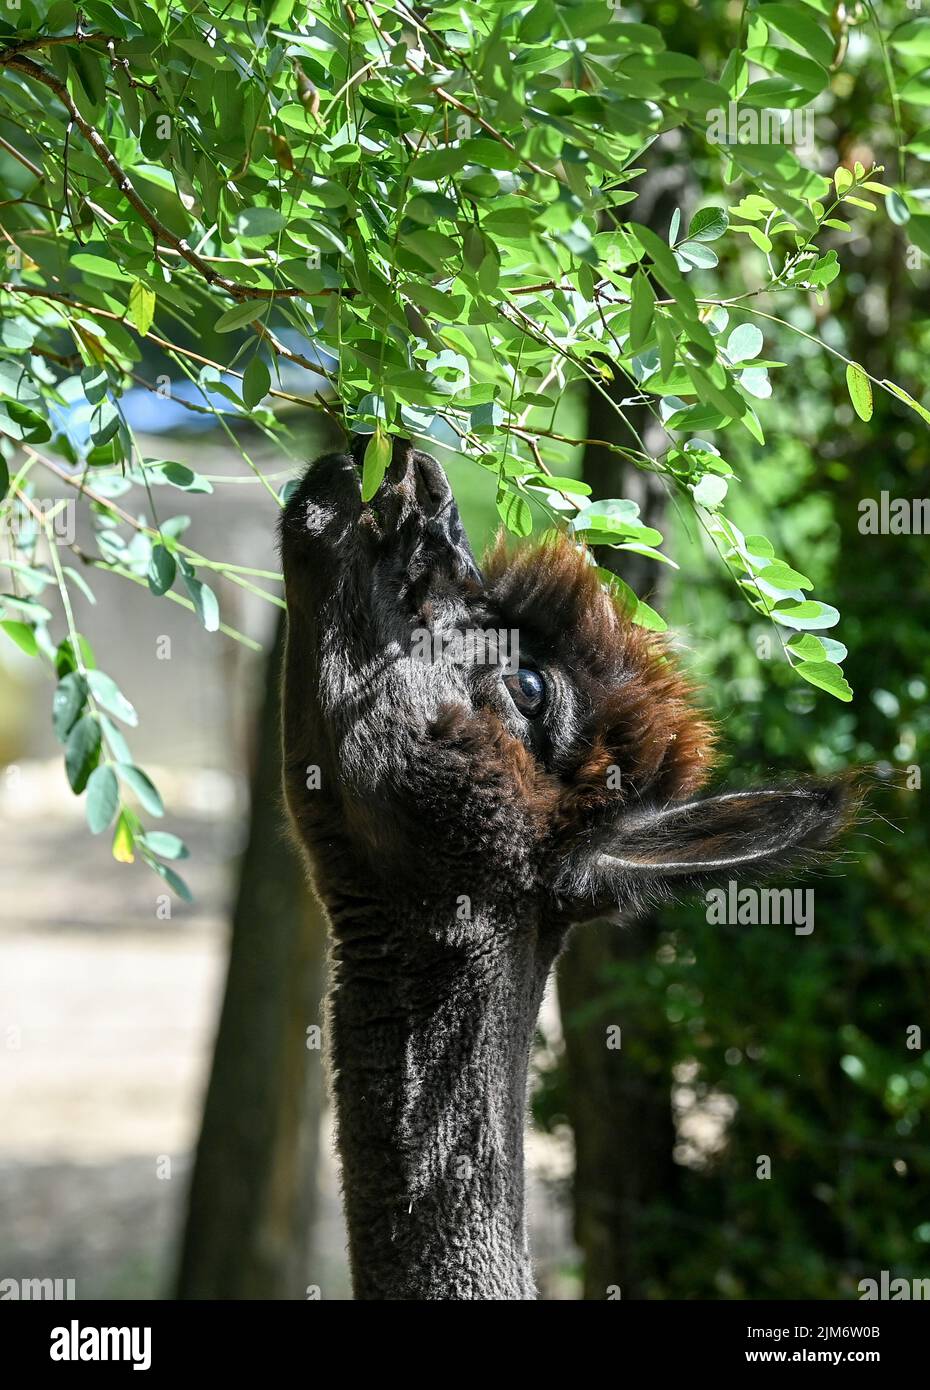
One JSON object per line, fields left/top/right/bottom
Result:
{"left": 49, "top": 331, "right": 337, "bottom": 450}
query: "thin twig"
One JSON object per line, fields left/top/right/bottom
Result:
{"left": 0, "top": 131, "right": 43, "bottom": 180}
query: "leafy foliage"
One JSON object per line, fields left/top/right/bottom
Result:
{"left": 1, "top": 0, "right": 928, "bottom": 893}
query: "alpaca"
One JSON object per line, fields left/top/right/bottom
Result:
{"left": 279, "top": 434, "right": 855, "bottom": 1301}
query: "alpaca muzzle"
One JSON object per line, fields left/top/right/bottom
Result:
{"left": 351, "top": 435, "right": 482, "bottom": 589}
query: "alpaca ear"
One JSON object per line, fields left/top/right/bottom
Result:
{"left": 558, "top": 781, "right": 857, "bottom": 920}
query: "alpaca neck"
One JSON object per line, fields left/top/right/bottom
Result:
{"left": 328, "top": 902, "right": 548, "bottom": 1300}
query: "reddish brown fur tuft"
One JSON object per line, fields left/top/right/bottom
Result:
{"left": 484, "top": 530, "right": 718, "bottom": 825}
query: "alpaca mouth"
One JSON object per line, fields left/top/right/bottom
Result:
{"left": 280, "top": 435, "right": 482, "bottom": 596}
{"left": 350, "top": 435, "right": 482, "bottom": 588}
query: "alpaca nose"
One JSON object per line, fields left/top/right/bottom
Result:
{"left": 410, "top": 452, "right": 483, "bottom": 584}
{"left": 409, "top": 447, "right": 453, "bottom": 516}
{"left": 357, "top": 435, "right": 482, "bottom": 585}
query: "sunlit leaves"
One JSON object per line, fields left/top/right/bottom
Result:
{"left": 127, "top": 282, "right": 156, "bottom": 336}
{"left": 2, "top": 620, "right": 39, "bottom": 655}
{"left": 112, "top": 812, "right": 135, "bottom": 864}
{"left": 140, "top": 832, "right": 190, "bottom": 862}
{"left": 726, "top": 324, "right": 764, "bottom": 363}
{"left": 706, "top": 514, "right": 852, "bottom": 696}
{"left": 846, "top": 363, "right": 874, "bottom": 422}
{"left": 178, "top": 558, "right": 220, "bottom": 632}
{"left": 597, "top": 568, "right": 667, "bottom": 633}
{"left": 362, "top": 425, "right": 391, "bottom": 502}
{"left": 497, "top": 487, "right": 533, "bottom": 537}
{"left": 2, "top": 0, "right": 920, "bottom": 891}
{"left": 87, "top": 671, "right": 138, "bottom": 727}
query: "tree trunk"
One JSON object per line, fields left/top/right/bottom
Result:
{"left": 176, "top": 611, "right": 328, "bottom": 1299}
{"left": 559, "top": 915, "right": 680, "bottom": 1300}
{"left": 559, "top": 156, "right": 689, "bottom": 1300}
{"left": 559, "top": 387, "right": 680, "bottom": 1299}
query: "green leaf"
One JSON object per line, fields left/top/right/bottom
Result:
{"left": 1, "top": 620, "right": 39, "bottom": 655}
{"left": 692, "top": 474, "right": 728, "bottom": 508}
{"left": 890, "top": 18, "right": 930, "bottom": 59}
{"left": 888, "top": 190, "right": 911, "bottom": 226}
{"left": 0, "top": 593, "right": 51, "bottom": 622}
{"left": 629, "top": 270, "right": 655, "bottom": 352}
{"left": 598, "top": 570, "right": 667, "bottom": 632}
{"left": 214, "top": 302, "right": 262, "bottom": 334}
{"left": 69, "top": 46, "right": 106, "bottom": 114}
{"left": 0, "top": 401, "right": 53, "bottom": 444}
{"left": 727, "top": 323, "right": 764, "bottom": 362}
{"left": 148, "top": 544, "right": 176, "bottom": 596}
{"left": 362, "top": 426, "right": 392, "bottom": 502}
{"left": 760, "top": 2, "right": 835, "bottom": 69}
{"left": 99, "top": 713, "right": 133, "bottom": 765}
{"left": 63, "top": 567, "right": 97, "bottom": 605}
{"left": 55, "top": 635, "right": 95, "bottom": 678}
{"left": 756, "top": 560, "right": 813, "bottom": 592}
{"left": 845, "top": 363, "right": 873, "bottom": 422}
{"left": 127, "top": 281, "right": 156, "bottom": 335}
{"left": 243, "top": 356, "right": 271, "bottom": 410}
{"left": 149, "top": 859, "right": 193, "bottom": 902}
{"left": 675, "top": 241, "right": 718, "bottom": 270}
{"left": 688, "top": 207, "right": 729, "bottom": 242}
{"left": 53, "top": 673, "right": 88, "bottom": 743}
{"left": 140, "top": 110, "right": 173, "bottom": 159}
{"left": 87, "top": 670, "right": 139, "bottom": 727}
{"left": 150, "top": 462, "right": 213, "bottom": 494}
{"left": 772, "top": 600, "right": 840, "bottom": 631}
{"left": 793, "top": 660, "right": 853, "bottom": 702}
{"left": 234, "top": 207, "right": 286, "bottom": 238}
{"left": 86, "top": 764, "right": 120, "bottom": 834}
{"left": 65, "top": 714, "right": 102, "bottom": 794}
{"left": 881, "top": 379, "right": 930, "bottom": 425}
{"left": 141, "top": 832, "right": 190, "bottom": 861}
{"left": 70, "top": 253, "right": 132, "bottom": 283}
{"left": 496, "top": 489, "right": 533, "bottom": 537}
{"left": 787, "top": 633, "right": 848, "bottom": 664}
{"left": 116, "top": 763, "right": 165, "bottom": 817}
{"left": 179, "top": 563, "right": 220, "bottom": 632}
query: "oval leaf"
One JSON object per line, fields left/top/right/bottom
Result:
{"left": 86, "top": 764, "right": 120, "bottom": 834}
{"left": 846, "top": 362, "right": 873, "bottom": 421}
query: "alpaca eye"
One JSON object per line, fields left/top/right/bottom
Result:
{"left": 503, "top": 668, "right": 547, "bottom": 718}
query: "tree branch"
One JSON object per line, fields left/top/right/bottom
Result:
{"left": 0, "top": 32, "right": 116, "bottom": 66}
{"left": 0, "top": 282, "right": 333, "bottom": 410}
{"left": 4, "top": 54, "right": 300, "bottom": 302}
{"left": 357, "top": 0, "right": 556, "bottom": 183}
{"left": 0, "top": 131, "right": 43, "bottom": 181}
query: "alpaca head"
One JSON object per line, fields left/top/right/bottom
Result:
{"left": 280, "top": 436, "right": 855, "bottom": 937}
